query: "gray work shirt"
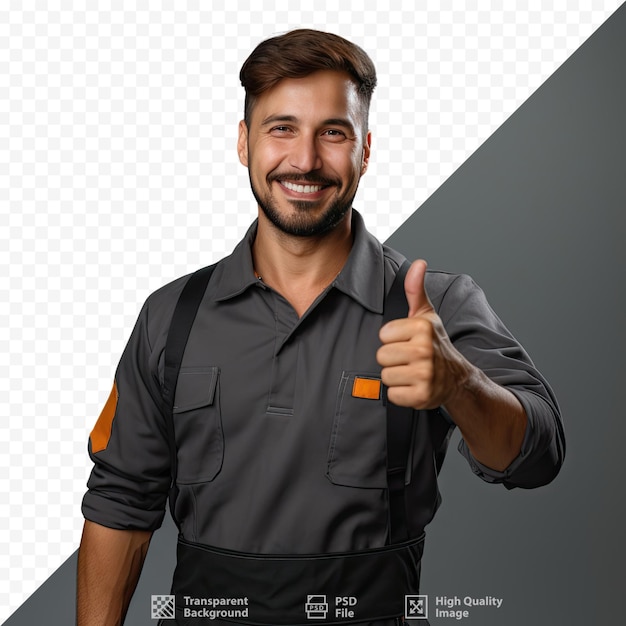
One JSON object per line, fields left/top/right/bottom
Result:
{"left": 82, "top": 210, "right": 564, "bottom": 555}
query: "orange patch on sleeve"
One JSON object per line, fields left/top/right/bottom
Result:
{"left": 352, "top": 377, "right": 381, "bottom": 400}
{"left": 90, "top": 381, "right": 119, "bottom": 453}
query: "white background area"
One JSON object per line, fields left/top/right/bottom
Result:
{"left": 0, "top": 1, "right": 620, "bottom": 619}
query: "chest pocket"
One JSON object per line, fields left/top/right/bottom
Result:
{"left": 173, "top": 366, "right": 224, "bottom": 484}
{"left": 326, "top": 370, "right": 388, "bottom": 489}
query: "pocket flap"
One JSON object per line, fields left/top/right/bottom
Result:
{"left": 173, "top": 366, "right": 219, "bottom": 413}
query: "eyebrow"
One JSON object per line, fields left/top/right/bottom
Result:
{"left": 260, "top": 114, "right": 357, "bottom": 133}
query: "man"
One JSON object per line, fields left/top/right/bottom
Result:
{"left": 77, "top": 29, "right": 564, "bottom": 626}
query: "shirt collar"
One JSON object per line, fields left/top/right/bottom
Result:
{"left": 213, "top": 209, "right": 385, "bottom": 314}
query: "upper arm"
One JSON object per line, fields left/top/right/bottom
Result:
{"left": 82, "top": 298, "right": 173, "bottom": 531}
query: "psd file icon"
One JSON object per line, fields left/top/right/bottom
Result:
{"left": 305, "top": 595, "right": 329, "bottom": 619}
{"left": 405, "top": 595, "right": 428, "bottom": 620}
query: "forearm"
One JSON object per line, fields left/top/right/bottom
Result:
{"left": 443, "top": 361, "right": 527, "bottom": 472}
{"left": 76, "top": 520, "right": 153, "bottom": 626}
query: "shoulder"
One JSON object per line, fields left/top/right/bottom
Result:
{"left": 381, "top": 249, "right": 489, "bottom": 326}
{"left": 381, "top": 242, "right": 477, "bottom": 304}
{"left": 146, "top": 272, "right": 194, "bottom": 306}
{"left": 424, "top": 270, "right": 479, "bottom": 313}
{"left": 143, "top": 272, "right": 193, "bottom": 323}
{"left": 138, "top": 262, "right": 222, "bottom": 347}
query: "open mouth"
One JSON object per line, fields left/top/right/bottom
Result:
{"left": 282, "top": 181, "right": 325, "bottom": 193}
{"left": 277, "top": 180, "right": 332, "bottom": 197}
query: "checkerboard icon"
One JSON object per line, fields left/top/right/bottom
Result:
{"left": 151, "top": 595, "right": 176, "bottom": 620}
{"left": 405, "top": 595, "right": 428, "bottom": 620}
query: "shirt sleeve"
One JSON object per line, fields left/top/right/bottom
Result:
{"left": 81, "top": 295, "right": 173, "bottom": 530}
{"left": 431, "top": 273, "right": 565, "bottom": 489}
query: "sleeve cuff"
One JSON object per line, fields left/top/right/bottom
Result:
{"left": 81, "top": 490, "right": 167, "bottom": 531}
{"left": 457, "top": 436, "right": 530, "bottom": 488}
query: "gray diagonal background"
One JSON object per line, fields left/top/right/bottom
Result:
{"left": 4, "top": 4, "right": 625, "bottom": 625}
{"left": 387, "top": 4, "right": 625, "bottom": 623}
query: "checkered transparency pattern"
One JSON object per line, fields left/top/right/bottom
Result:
{"left": 0, "top": 0, "right": 619, "bottom": 619}
{"left": 151, "top": 594, "right": 176, "bottom": 620}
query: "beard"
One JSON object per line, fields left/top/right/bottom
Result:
{"left": 249, "top": 171, "right": 356, "bottom": 238}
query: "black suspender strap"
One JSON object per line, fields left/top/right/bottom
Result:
{"left": 162, "top": 259, "right": 414, "bottom": 544}
{"left": 163, "top": 264, "right": 216, "bottom": 518}
{"left": 383, "top": 260, "right": 413, "bottom": 544}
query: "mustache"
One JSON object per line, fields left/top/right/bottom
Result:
{"left": 268, "top": 172, "right": 339, "bottom": 187}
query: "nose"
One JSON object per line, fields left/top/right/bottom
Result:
{"left": 288, "top": 133, "right": 322, "bottom": 172}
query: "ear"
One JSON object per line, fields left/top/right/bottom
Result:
{"left": 237, "top": 120, "right": 249, "bottom": 167}
{"left": 360, "top": 130, "right": 372, "bottom": 176}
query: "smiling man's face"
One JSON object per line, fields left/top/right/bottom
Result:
{"left": 237, "top": 70, "right": 371, "bottom": 238}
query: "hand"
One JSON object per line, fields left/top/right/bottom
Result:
{"left": 377, "top": 260, "right": 470, "bottom": 409}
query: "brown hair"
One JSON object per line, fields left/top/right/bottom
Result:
{"left": 240, "top": 29, "right": 377, "bottom": 133}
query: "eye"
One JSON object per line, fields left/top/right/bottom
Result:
{"left": 322, "top": 129, "right": 347, "bottom": 141}
{"left": 270, "top": 126, "right": 292, "bottom": 135}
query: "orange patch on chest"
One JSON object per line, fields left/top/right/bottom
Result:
{"left": 352, "top": 377, "right": 381, "bottom": 400}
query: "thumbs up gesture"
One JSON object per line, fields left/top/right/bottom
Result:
{"left": 377, "top": 260, "right": 470, "bottom": 409}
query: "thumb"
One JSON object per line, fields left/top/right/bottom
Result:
{"left": 404, "top": 259, "right": 433, "bottom": 317}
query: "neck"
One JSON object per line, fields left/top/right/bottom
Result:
{"left": 252, "top": 209, "right": 354, "bottom": 316}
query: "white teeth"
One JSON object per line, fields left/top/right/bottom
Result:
{"left": 281, "top": 181, "right": 323, "bottom": 194}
